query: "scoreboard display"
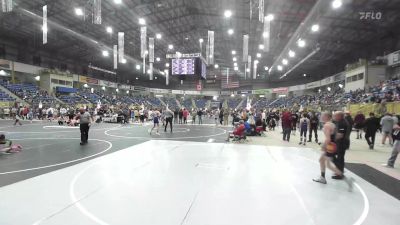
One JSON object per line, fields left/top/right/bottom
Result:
{"left": 172, "top": 58, "right": 195, "bottom": 75}
{"left": 169, "top": 56, "right": 207, "bottom": 79}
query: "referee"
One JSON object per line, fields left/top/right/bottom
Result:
{"left": 164, "top": 107, "right": 174, "bottom": 133}
{"left": 75, "top": 108, "right": 92, "bottom": 145}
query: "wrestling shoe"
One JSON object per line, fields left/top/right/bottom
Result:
{"left": 312, "top": 176, "right": 327, "bottom": 184}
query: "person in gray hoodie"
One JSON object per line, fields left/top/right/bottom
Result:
{"left": 380, "top": 113, "right": 394, "bottom": 146}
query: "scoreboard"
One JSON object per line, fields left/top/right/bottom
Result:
{"left": 172, "top": 58, "right": 195, "bottom": 75}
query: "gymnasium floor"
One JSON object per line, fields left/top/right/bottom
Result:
{"left": 0, "top": 120, "right": 399, "bottom": 225}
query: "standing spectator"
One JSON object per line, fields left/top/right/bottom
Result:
{"left": 75, "top": 108, "right": 92, "bottom": 145}
{"left": 308, "top": 112, "right": 319, "bottom": 143}
{"left": 223, "top": 108, "right": 229, "bottom": 126}
{"left": 174, "top": 109, "right": 179, "bottom": 124}
{"left": 383, "top": 120, "right": 400, "bottom": 168}
{"left": 197, "top": 108, "right": 203, "bottom": 124}
{"left": 380, "top": 113, "right": 394, "bottom": 146}
{"left": 0, "top": 107, "right": 4, "bottom": 119}
{"left": 191, "top": 110, "right": 197, "bottom": 124}
{"left": 298, "top": 113, "right": 310, "bottom": 145}
{"left": 219, "top": 108, "right": 224, "bottom": 125}
{"left": 183, "top": 108, "right": 189, "bottom": 124}
{"left": 178, "top": 109, "right": 183, "bottom": 124}
{"left": 354, "top": 111, "right": 366, "bottom": 139}
{"left": 364, "top": 112, "right": 380, "bottom": 150}
{"left": 282, "top": 110, "right": 292, "bottom": 142}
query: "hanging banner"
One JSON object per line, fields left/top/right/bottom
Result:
{"left": 149, "top": 37, "right": 154, "bottom": 63}
{"left": 79, "top": 76, "right": 99, "bottom": 85}
{"left": 253, "top": 60, "right": 258, "bottom": 79}
{"left": 165, "top": 69, "right": 169, "bottom": 86}
{"left": 272, "top": 87, "right": 289, "bottom": 94}
{"left": 140, "top": 26, "right": 147, "bottom": 58}
{"left": 113, "top": 45, "right": 118, "bottom": 69}
{"left": 207, "top": 31, "right": 214, "bottom": 65}
{"left": 42, "top": 5, "right": 47, "bottom": 44}
{"left": 93, "top": 0, "right": 102, "bottom": 24}
{"left": 143, "top": 56, "right": 146, "bottom": 74}
{"left": 263, "top": 19, "right": 270, "bottom": 52}
{"left": 243, "top": 35, "right": 249, "bottom": 62}
{"left": 149, "top": 63, "right": 153, "bottom": 80}
{"left": 118, "top": 32, "right": 124, "bottom": 62}
{"left": 1, "top": 0, "right": 12, "bottom": 12}
{"left": 249, "top": 0, "right": 253, "bottom": 20}
{"left": 259, "top": 0, "right": 264, "bottom": 23}
{"left": 247, "top": 55, "right": 252, "bottom": 76}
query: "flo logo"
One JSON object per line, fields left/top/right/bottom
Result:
{"left": 359, "top": 11, "right": 382, "bottom": 20}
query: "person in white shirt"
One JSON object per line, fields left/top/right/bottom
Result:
{"left": 261, "top": 110, "right": 266, "bottom": 124}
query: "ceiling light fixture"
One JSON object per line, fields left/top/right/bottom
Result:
{"left": 168, "top": 44, "right": 173, "bottom": 50}
{"left": 102, "top": 50, "right": 109, "bottom": 57}
{"left": 232, "top": 50, "right": 236, "bottom": 55}
{"left": 114, "top": 0, "right": 122, "bottom": 4}
{"left": 233, "top": 57, "right": 237, "bottom": 61}
{"left": 256, "top": 53, "right": 262, "bottom": 58}
{"left": 265, "top": 14, "right": 274, "bottom": 21}
{"left": 259, "top": 44, "right": 265, "bottom": 50}
{"left": 297, "top": 39, "right": 306, "bottom": 48}
{"left": 165, "top": 63, "right": 170, "bottom": 67}
{"left": 282, "top": 59, "right": 288, "bottom": 65}
{"left": 135, "top": 65, "right": 141, "bottom": 70}
{"left": 106, "top": 26, "right": 113, "bottom": 33}
{"left": 277, "top": 65, "right": 283, "bottom": 71}
{"left": 224, "top": 10, "right": 232, "bottom": 18}
{"left": 214, "top": 64, "right": 219, "bottom": 69}
{"left": 156, "top": 33, "right": 162, "bottom": 39}
{"left": 332, "top": 0, "right": 343, "bottom": 9}
{"left": 75, "top": 8, "right": 83, "bottom": 16}
{"left": 288, "top": 50, "right": 295, "bottom": 58}
{"left": 138, "top": 18, "right": 146, "bottom": 25}
{"left": 264, "top": 66, "right": 269, "bottom": 71}
{"left": 311, "top": 24, "right": 320, "bottom": 32}
{"left": 228, "top": 29, "right": 234, "bottom": 35}
{"left": 199, "top": 38, "right": 204, "bottom": 43}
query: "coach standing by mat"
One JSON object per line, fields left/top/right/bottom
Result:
{"left": 75, "top": 108, "right": 92, "bottom": 145}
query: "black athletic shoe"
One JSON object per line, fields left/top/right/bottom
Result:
{"left": 331, "top": 175, "right": 344, "bottom": 180}
{"left": 369, "top": 144, "right": 374, "bottom": 150}
{"left": 307, "top": 140, "right": 312, "bottom": 142}
{"left": 80, "top": 142, "right": 84, "bottom": 145}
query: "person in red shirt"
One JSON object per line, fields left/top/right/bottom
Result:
{"left": 183, "top": 108, "right": 189, "bottom": 124}
{"left": 226, "top": 120, "right": 245, "bottom": 142}
{"left": 281, "top": 109, "right": 292, "bottom": 141}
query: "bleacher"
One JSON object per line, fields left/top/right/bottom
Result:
{"left": 227, "top": 98, "right": 241, "bottom": 109}
{"left": 195, "top": 98, "right": 207, "bottom": 109}
{"left": 164, "top": 97, "right": 178, "bottom": 109}
{"left": 58, "top": 94, "right": 86, "bottom": 105}
{"left": 0, "top": 90, "right": 14, "bottom": 102}
{"left": 0, "top": 81, "right": 56, "bottom": 106}
{"left": 147, "top": 97, "right": 162, "bottom": 107}
{"left": 79, "top": 90, "right": 103, "bottom": 104}
{"left": 182, "top": 98, "right": 192, "bottom": 109}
